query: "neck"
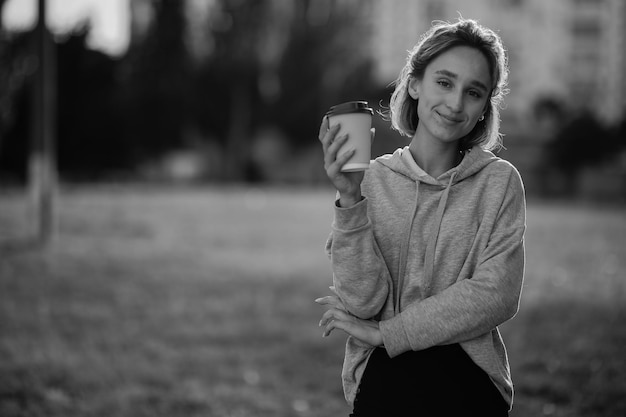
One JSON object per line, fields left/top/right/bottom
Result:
{"left": 408, "top": 136, "right": 461, "bottom": 178}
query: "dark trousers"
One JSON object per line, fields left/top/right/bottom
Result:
{"left": 350, "top": 344, "right": 509, "bottom": 417}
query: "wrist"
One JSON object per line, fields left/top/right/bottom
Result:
{"left": 338, "top": 192, "right": 362, "bottom": 208}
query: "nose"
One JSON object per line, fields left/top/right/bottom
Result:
{"left": 446, "top": 91, "right": 464, "bottom": 113}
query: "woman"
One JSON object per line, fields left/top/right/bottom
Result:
{"left": 316, "top": 18, "right": 525, "bottom": 416}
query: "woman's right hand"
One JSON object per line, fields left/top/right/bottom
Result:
{"left": 318, "top": 116, "right": 369, "bottom": 207}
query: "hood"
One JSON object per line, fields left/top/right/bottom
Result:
{"left": 375, "top": 145, "right": 499, "bottom": 186}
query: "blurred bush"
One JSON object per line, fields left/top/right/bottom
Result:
{"left": 545, "top": 112, "right": 626, "bottom": 199}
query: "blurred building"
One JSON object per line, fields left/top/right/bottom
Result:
{"left": 370, "top": 0, "right": 626, "bottom": 129}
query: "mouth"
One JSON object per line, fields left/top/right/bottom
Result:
{"left": 436, "top": 111, "right": 463, "bottom": 124}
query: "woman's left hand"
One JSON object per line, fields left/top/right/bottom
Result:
{"left": 316, "top": 290, "right": 384, "bottom": 347}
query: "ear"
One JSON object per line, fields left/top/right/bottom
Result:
{"left": 407, "top": 77, "right": 421, "bottom": 100}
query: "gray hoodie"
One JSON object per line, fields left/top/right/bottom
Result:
{"left": 326, "top": 146, "right": 526, "bottom": 409}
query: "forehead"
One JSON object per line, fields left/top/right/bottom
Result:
{"left": 426, "top": 46, "right": 492, "bottom": 88}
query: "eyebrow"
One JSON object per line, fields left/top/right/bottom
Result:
{"left": 434, "top": 69, "right": 489, "bottom": 92}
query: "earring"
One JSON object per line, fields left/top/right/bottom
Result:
{"left": 479, "top": 115, "right": 485, "bottom": 122}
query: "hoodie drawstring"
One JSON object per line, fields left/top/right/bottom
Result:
{"left": 395, "top": 172, "right": 457, "bottom": 313}
{"left": 423, "top": 172, "right": 457, "bottom": 294}
{"left": 395, "top": 181, "right": 420, "bottom": 313}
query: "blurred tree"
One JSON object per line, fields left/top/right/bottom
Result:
{"left": 192, "top": 0, "right": 377, "bottom": 181}
{"left": 120, "top": 0, "right": 191, "bottom": 166}
{"left": 532, "top": 96, "right": 567, "bottom": 141}
{"left": 549, "top": 112, "right": 619, "bottom": 171}
{"left": 0, "top": 29, "right": 33, "bottom": 181}
{"left": 207, "top": 0, "right": 265, "bottom": 181}
{"left": 1, "top": 0, "right": 381, "bottom": 182}
{"left": 55, "top": 25, "right": 127, "bottom": 179}
{"left": 0, "top": 0, "right": 32, "bottom": 180}
{"left": 270, "top": 0, "right": 377, "bottom": 152}
{"left": 0, "top": 25, "right": 126, "bottom": 181}
{"left": 190, "top": 0, "right": 289, "bottom": 181}
{"left": 548, "top": 111, "right": 624, "bottom": 193}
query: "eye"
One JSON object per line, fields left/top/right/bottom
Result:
{"left": 468, "top": 89, "right": 483, "bottom": 99}
{"left": 437, "top": 79, "right": 452, "bottom": 88}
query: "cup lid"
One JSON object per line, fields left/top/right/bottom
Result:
{"left": 326, "top": 101, "right": 373, "bottom": 116}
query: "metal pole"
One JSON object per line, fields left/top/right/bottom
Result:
{"left": 30, "top": 0, "right": 56, "bottom": 244}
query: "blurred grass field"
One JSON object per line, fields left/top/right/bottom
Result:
{"left": 1, "top": 185, "right": 625, "bottom": 417}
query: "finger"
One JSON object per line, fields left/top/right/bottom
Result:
{"left": 323, "top": 318, "right": 355, "bottom": 338}
{"left": 318, "top": 309, "right": 334, "bottom": 327}
{"left": 326, "top": 147, "right": 355, "bottom": 175}
{"left": 315, "top": 296, "right": 347, "bottom": 314}
{"left": 323, "top": 318, "right": 341, "bottom": 337}
{"left": 323, "top": 133, "right": 349, "bottom": 169}
{"left": 325, "top": 140, "right": 354, "bottom": 171}
{"left": 318, "top": 308, "right": 336, "bottom": 327}
{"left": 370, "top": 127, "right": 376, "bottom": 144}
{"left": 318, "top": 307, "right": 339, "bottom": 327}
{"left": 319, "top": 307, "right": 352, "bottom": 327}
{"left": 322, "top": 320, "right": 339, "bottom": 337}
{"left": 318, "top": 115, "right": 329, "bottom": 141}
{"left": 314, "top": 295, "right": 342, "bottom": 308}
{"left": 321, "top": 123, "right": 342, "bottom": 155}
{"left": 314, "top": 296, "right": 331, "bottom": 305}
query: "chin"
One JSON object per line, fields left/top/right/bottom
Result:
{"left": 435, "top": 130, "right": 466, "bottom": 144}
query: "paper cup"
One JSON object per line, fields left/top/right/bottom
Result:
{"left": 326, "top": 101, "right": 373, "bottom": 172}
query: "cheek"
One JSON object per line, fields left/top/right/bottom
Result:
{"left": 468, "top": 101, "right": 487, "bottom": 120}
{"left": 416, "top": 97, "right": 431, "bottom": 118}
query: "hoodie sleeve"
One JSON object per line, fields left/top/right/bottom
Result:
{"left": 380, "top": 168, "right": 526, "bottom": 357}
{"left": 325, "top": 197, "right": 391, "bottom": 320}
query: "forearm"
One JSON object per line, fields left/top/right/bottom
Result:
{"left": 327, "top": 197, "right": 390, "bottom": 319}
{"left": 381, "top": 236, "right": 525, "bottom": 357}
{"left": 331, "top": 268, "right": 390, "bottom": 320}
{"left": 381, "top": 277, "right": 520, "bottom": 356}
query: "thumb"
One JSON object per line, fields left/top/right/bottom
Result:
{"left": 370, "top": 128, "right": 376, "bottom": 144}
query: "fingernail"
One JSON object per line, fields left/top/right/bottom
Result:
{"left": 314, "top": 298, "right": 322, "bottom": 303}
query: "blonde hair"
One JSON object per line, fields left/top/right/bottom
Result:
{"left": 387, "top": 18, "right": 509, "bottom": 151}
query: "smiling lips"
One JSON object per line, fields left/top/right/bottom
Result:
{"left": 437, "top": 111, "right": 464, "bottom": 124}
